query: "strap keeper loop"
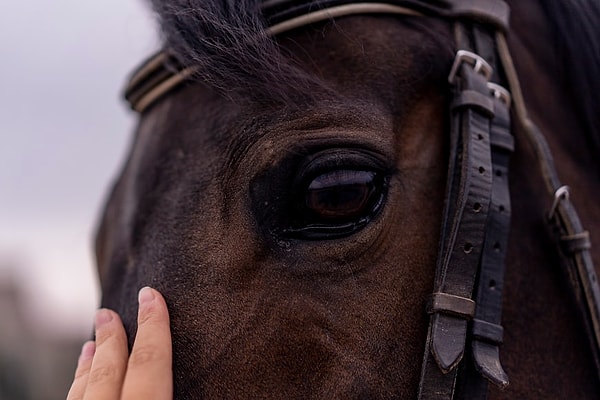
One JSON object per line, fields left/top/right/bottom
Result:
{"left": 427, "top": 293, "right": 476, "bottom": 320}
{"left": 561, "top": 231, "right": 592, "bottom": 254}
{"left": 472, "top": 319, "right": 504, "bottom": 344}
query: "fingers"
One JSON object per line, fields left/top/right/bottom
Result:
{"left": 83, "top": 309, "right": 129, "bottom": 400}
{"left": 121, "top": 287, "right": 173, "bottom": 399}
{"left": 66, "top": 287, "right": 173, "bottom": 400}
{"left": 67, "top": 341, "right": 96, "bottom": 400}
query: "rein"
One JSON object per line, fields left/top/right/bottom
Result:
{"left": 123, "top": 1, "right": 600, "bottom": 398}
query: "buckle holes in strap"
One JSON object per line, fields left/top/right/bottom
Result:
{"left": 499, "top": 205, "right": 506, "bottom": 213}
{"left": 479, "top": 166, "right": 486, "bottom": 174}
{"left": 464, "top": 243, "right": 474, "bottom": 253}
{"left": 473, "top": 202, "right": 482, "bottom": 213}
{"left": 489, "top": 280, "right": 497, "bottom": 290}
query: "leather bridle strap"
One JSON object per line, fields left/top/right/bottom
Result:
{"left": 496, "top": 33, "right": 600, "bottom": 382}
{"left": 262, "top": 0, "right": 508, "bottom": 27}
{"left": 124, "top": 0, "right": 509, "bottom": 113}
{"left": 459, "top": 69, "right": 514, "bottom": 400}
{"left": 419, "top": 17, "right": 515, "bottom": 400}
{"left": 418, "top": 45, "right": 499, "bottom": 399}
{"left": 451, "top": 23, "right": 513, "bottom": 399}
{"left": 124, "top": 3, "right": 423, "bottom": 113}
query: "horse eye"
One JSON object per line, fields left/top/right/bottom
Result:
{"left": 304, "top": 170, "right": 383, "bottom": 223}
{"left": 276, "top": 151, "right": 389, "bottom": 240}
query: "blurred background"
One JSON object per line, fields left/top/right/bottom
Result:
{"left": 0, "top": 1, "right": 159, "bottom": 398}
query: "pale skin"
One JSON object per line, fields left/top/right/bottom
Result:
{"left": 67, "top": 287, "right": 173, "bottom": 400}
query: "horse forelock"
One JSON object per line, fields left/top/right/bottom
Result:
{"left": 147, "top": 0, "right": 332, "bottom": 105}
{"left": 149, "top": 0, "right": 600, "bottom": 156}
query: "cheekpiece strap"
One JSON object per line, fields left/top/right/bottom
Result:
{"left": 418, "top": 18, "right": 514, "bottom": 399}
{"left": 418, "top": 47, "right": 497, "bottom": 399}
{"left": 467, "top": 79, "right": 512, "bottom": 393}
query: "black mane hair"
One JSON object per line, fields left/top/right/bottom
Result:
{"left": 541, "top": 0, "right": 600, "bottom": 157}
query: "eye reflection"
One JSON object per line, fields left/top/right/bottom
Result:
{"left": 305, "top": 170, "right": 379, "bottom": 220}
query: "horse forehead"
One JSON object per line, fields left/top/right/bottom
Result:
{"left": 276, "top": 15, "right": 451, "bottom": 80}
{"left": 212, "top": 16, "right": 452, "bottom": 157}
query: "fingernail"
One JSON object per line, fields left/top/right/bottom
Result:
{"left": 95, "top": 309, "right": 113, "bottom": 329}
{"left": 78, "top": 341, "right": 96, "bottom": 364}
{"left": 138, "top": 286, "right": 155, "bottom": 306}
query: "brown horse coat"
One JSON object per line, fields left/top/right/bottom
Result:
{"left": 96, "top": 0, "right": 600, "bottom": 398}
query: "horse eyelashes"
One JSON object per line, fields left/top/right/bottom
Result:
{"left": 282, "top": 166, "right": 386, "bottom": 240}
{"left": 286, "top": 151, "right": 389, "bottom": 240}
{"left": 304, "top": 169, "right": 381, "bottom": 221}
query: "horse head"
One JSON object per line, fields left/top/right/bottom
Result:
{"left": 95, "top": 0, "right": 600, "bottom": 398}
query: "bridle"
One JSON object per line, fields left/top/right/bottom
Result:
{"left": 124, "top": 1, "right": 600, "bottom": 398}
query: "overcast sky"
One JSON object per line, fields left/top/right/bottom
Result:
{"left": 0, "top": 1, "right": 159, "bottom": 336}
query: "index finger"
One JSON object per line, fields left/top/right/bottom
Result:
{"left": 121, "top": 287, "right": 173, "bottom": 400}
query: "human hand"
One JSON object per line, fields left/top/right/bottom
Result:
{"left": 67, "top": 287, "right": 173, "bottom": 400}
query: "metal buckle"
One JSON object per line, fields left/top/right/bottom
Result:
{"left": 548, "top": 185, "right": 570, "bottom": 220}
{"left": 487, "top": 82, "right": 511, "bottom": 107}
{"left": 448, "top": 50, "right": 493, "bottom": 84}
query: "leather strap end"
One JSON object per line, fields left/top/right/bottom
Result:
{"left": 427, "top": 294, "right": 475, "bottom": 371}
{"left": 431, "top": 314, "right": 468, "bottom": 373}
{"left": 472, "top": 340, "right": 510, "bottom": 389}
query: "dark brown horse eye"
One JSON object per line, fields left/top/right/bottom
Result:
{"left": 305, "top": 170, "right": 379, "bottom": 220}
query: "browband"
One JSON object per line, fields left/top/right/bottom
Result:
{"left": 262, "top": 0, "right": 509, "bottom": 28}
{"left": 124, "top": 0, "right": 507, "bottom": 113}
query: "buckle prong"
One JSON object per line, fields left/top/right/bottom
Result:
{"left": 548, "top": 185, "right": 570, "bottom": 220}
{"left": 487, "top": 82, "right": 511, "bottom": 107}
